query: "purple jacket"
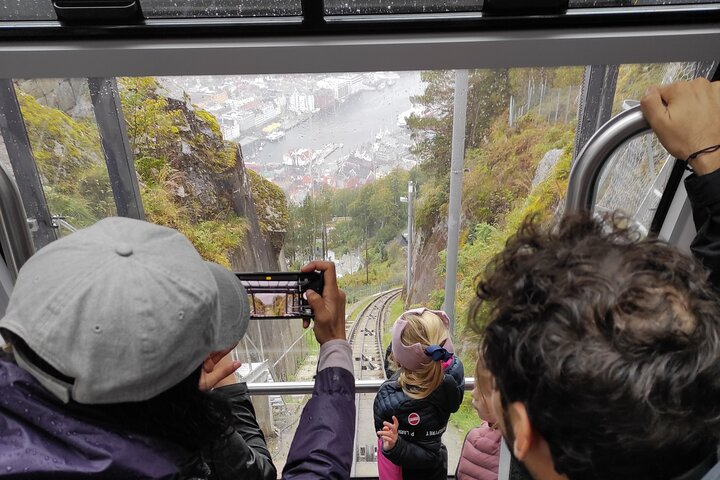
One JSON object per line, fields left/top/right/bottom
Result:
{"left": 282, "top": 366, "right": 356, "bottom": 479}
{"left": 456, "top": 423, "right": 501, "bottom": 480}
{"left": 1, "top": 342, "right": 356, "bottom": 480}
{"left": 0, "top": 357, "right": 189, "bottom": 479}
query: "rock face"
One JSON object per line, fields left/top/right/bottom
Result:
{"left": 13, "top": 79, "right": 305, "bottom": 409}
{"left": 15, "top": 79, "right": 93, "bottom": 118}
{"left": 407, "top": 218, "right": 448, "bottom": 307}
{"left": 532, "top": 148, "right": 564, "bottom": 189}
{"left": 140, "top": 94, "right": 303, "bottom": 388}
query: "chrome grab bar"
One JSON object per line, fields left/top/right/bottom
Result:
{"left": 246, "top": 377, "right": 476, "bottom": 395}
{"left": 566, "top": 105, "right": 651, "bottom": 213}
{"left": 0, "top": 163, "right": 34, "bottom": 280}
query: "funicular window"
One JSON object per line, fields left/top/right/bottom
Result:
{"left": 12, "top": 79, "right": 117, "bottom": 241}
{"left": 2, "top": 56, "right": 710, "bottom": 475}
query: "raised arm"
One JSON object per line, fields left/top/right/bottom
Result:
{"left": 282, "top": 261, "right": 355, "bottom": 480}
{"left": 642, "top": 78, "right": 720, "bottom": 285}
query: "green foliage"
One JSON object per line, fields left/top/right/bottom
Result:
{"left": 450, "top": 395, "right": 485, "bottom": 438}
{"left": 135, "top": 156, "right": 167, "bottom": 185}
{"left": 182, "top": 216, "right": 248, "bottom": 268}
{"left": 196, "top": 109, "right": 223, "bottom": 138}
{"left": 384, "top": 296, "right": 406, "bottom": 348}
{"left": 247, "top": 169, "right": 289, "bottom": 236}
{"left": 16, "top": 89, "right": 115, "bottom": 228}
{"left": 285, "top": 168, "right": 412, "bottom": 269}
{"left": 613, "top": 63, "right": 675, "bottom": 115}
{"left": 119, "top": 77, "right": 183, "bottom": 160}
{"left": 462, "top": 117, "right": 574, "bottom": 227}
{"left": 415, "top": 177, "right": 449, "bottom": 232}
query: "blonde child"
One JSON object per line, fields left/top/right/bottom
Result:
{"left": 374, "top": 308, "right": 465, "bottom": 480}
{"left": 455, "top": 354, "right": 502, "bottom": 480}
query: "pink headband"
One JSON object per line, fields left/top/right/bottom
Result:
{"left": 391, "top": 307, "right": 455, "bottom": 371}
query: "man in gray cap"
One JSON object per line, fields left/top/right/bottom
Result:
{"left": 0, "top": 217, "right": 354, "bottom": 479}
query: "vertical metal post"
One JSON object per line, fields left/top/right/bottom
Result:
{"left": 88, "top": 78, "right": 145, "bottom": 219}
{"left": 443, "top": 70, "right": 469, "bottom": 334}
{"left": 0, "top": 79, "right": 56, "bottom": 250}
{"left": 509, "top": 95, "right": 515, "bottom": 127}
{"left": 257, "top": 322, "right": 265, "bottom": 361}
{"left": 572, "top": 65, "right": 619, "bottom": 162}
{"left": 405, "top": 181, "right": 414, "bottom": 299}
{"left": 554, "top": 89, "right": 561, "bottom": 123}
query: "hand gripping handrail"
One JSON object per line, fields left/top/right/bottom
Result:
{"left": 565, "top": 105, "right": 651, "bottom": 213}
{"left": 0, "top": 162, "right": 34, "bottom": 280}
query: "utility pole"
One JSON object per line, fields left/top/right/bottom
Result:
{"left": 443, "top": 70, "right": 469, "bottom": 336}
{"left": 402, "top": 181, "right": 415, "bottom": 299}
{"left": 365, "top": 224, "right": 369, "bottom": 284}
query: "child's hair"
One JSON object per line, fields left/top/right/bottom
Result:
{"left": 396, "top": 311, "right": 450, "bottom": 400}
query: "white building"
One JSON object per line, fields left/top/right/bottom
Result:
{"left": 288, "top": 89, "right": 315, "bottom": 114}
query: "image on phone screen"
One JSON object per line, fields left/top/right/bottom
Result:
{"left": 236, "top": 273, "right": 320, "bottom": 319}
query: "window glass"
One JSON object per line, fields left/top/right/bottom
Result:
{"left": 0, "top": 121, "right": 14, "bottom": 184}
{"left": 141, "top": 0, "right": 301, "bottom": 18}
{"left": 570, "top": 0, "right": 720, "bottom": 6}
{"left": 0, "top": 1, "right": 57, "bottom": 20}
{"left": 8, "top": 60, "right": 703, "bottom": 477}
{"left": 324, "top": 0, "right": 482, "bottom": 14}
{"left": 15, "top": 79, "right": 116, "bottom": 236}
{"left": 596, "top": 62, "right": 703, "bottom": 233}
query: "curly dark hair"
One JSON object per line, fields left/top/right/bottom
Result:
{"left": 471, "top": 212, "right": 720, "bottom": 480}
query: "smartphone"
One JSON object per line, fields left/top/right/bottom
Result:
{"left": 235, "top": 272, "right": 324, "bottom": 319}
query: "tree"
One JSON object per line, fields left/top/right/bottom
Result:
{"left": 118, "top": 77, "right": 183, "bottom": 159}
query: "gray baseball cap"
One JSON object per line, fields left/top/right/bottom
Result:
{"left": 0, "top": 217, "right": 249, "bottom": 404}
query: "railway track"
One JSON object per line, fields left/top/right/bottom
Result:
{"left": 347, "top": 288, "right": 402, "bottom": 477}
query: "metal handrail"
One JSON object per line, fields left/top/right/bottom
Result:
{"left": 565, "top": 105, "right": 651, "bottom": 213}
{"left": 246, "top": 377, "right": 476, "bottom": 395}
{"left": 0, "top": 163, "right": 34, "bottom": 280}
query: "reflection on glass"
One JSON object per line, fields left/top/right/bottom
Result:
{"left": 141, "top": 0, "right": 301, "bottom": 18}
{"left": 0, "top": 1, "right": 57, "bottom": 21}
{"left": 324, "top": 0, "right": 482, "bottom": 14}
{"left": 570, "top": 0, "right": 720, "bottom": 6}
{"left": 15, "top": 79, "right": 116, "bottom": 236}
{"left": 0, "top": 119, "right": 14, "bottom": 185}
{"left": 232, "top": 318, "right": 317, "bottom": 473}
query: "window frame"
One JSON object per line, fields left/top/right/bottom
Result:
{"left": 0, "top": 22, "right": 718, "bottom": 78}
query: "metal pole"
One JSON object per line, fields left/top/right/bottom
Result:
{"left": 405, "top": 181, "right": 414, "bottom": 299}
{"left": 443, "top": 70, "right": 469, "bottom": 334}
{"left": 509, "top": 95, "right": 514, "bottom": 127}
{"left": 0, "top": 79, "right": 56, "bottom": 250}
{"left": 572, "top": 65, "right": 619, "bottom": 162}
{"left": 88, "top": 78, "right": 145, "bottom": 219}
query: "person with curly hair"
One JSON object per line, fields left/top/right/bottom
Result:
{"left": 471, "top": 78, "right": 720, "bottom": 480}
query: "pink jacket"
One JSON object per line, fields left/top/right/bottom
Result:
{"left": 456, "top": 423, "right": 502, "bottom": 480}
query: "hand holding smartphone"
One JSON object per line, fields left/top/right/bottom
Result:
{"left": 235, "top": 271, "right": 324, "bottom": 319}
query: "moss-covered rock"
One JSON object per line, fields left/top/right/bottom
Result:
{"left": 247, "top": 169, "right": 288, "bottom": 253}
{"left": 17, "top": 90, "right": 114, "bottom": 228}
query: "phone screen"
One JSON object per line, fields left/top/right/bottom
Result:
{"left": 236, "top": 276, "right": 313, "bottom": 319}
